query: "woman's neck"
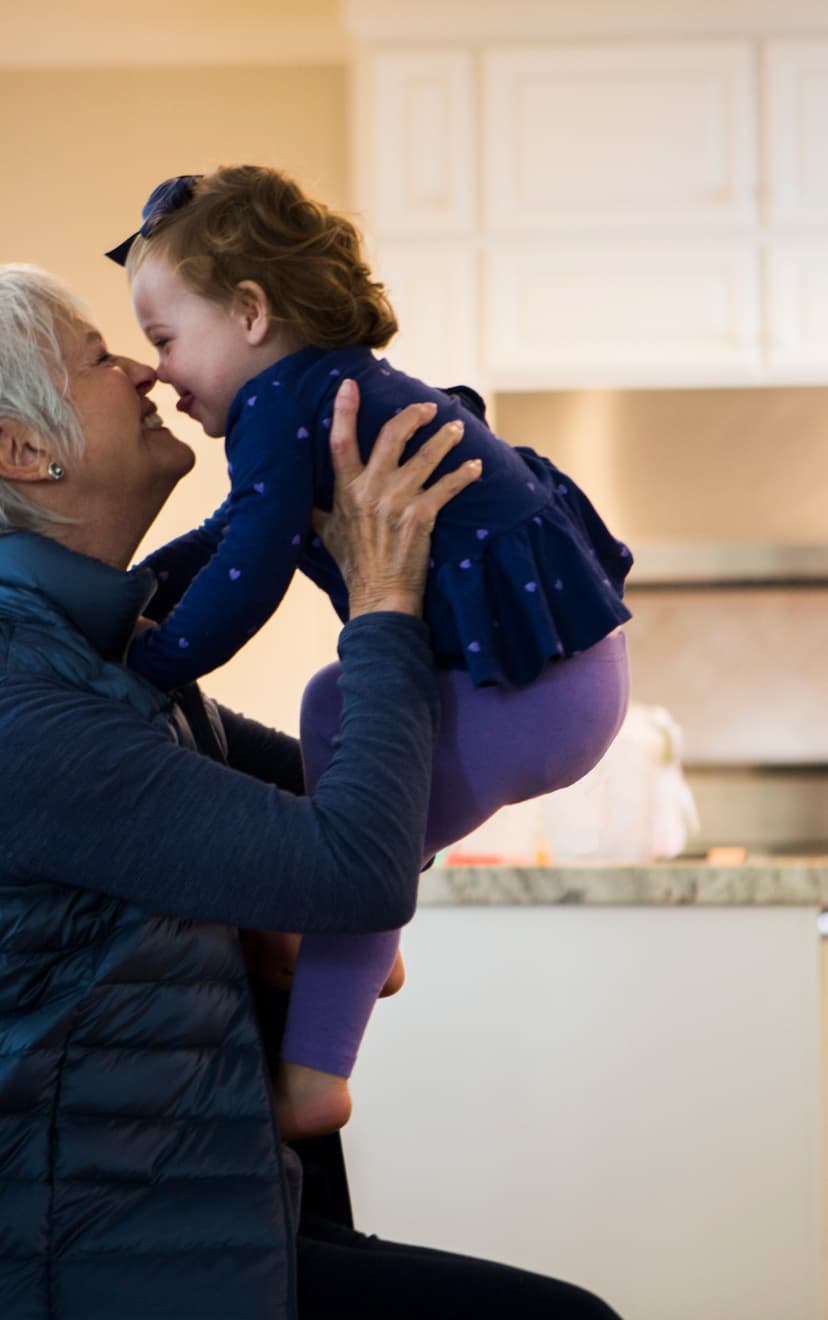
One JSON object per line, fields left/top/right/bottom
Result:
{"left": 47, "top": 519, "right": 143, "bottom": 571}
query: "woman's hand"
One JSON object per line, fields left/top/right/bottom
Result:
{"left": 239, "top": 929, "right": 405, "bottom": 998}
{"left": 239, "top": 930, "right": 302, "bottom": 990}
{"left": 313, "top": 379, "right": 482, "bottom": 619}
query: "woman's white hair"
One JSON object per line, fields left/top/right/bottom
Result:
{"left": 0, "top": 263, "right": 92, "bottom": 533}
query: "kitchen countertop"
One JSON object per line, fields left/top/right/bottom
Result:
{"left": 419, "top": 856, "right": 828, "bottom": 906}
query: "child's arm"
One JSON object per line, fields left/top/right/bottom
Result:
{"left": 128, "top": 389, "right": 316, "bottom": 691}
{"left": 137, "top": 498, "right": 230, "bottom": 623}
{"left": 217, "top": 702, "right": 305, "bottom": 795}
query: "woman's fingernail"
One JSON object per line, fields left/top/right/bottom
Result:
{"left": 448, "top": 420, "right": 464, "bottom": 436}
{"left": 468, "top": 458, "right": 482, "bottom": 470}
{"left": 337, "top": 378, "right": 357, "bottom": 403}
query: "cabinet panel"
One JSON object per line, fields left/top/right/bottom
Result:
{"left": 767, "top": 240, "right": 828, "bottom": 372}
{"left": 346, "top": 905, "right": 824, "bottom": 1320}
{"left": 766, "top": 41, "right": 828, "bottom": 226}
{"left": 368, "top": 49, "right": 475, "bottom": 235}
{"left": 483, "top": 44, "right": 757, "bottom": 232}
{"left": 378, "top": 242, "right": 480, "bottom": 387}
{"left": 484, "top": 242, "right": 761, "bottom": 386}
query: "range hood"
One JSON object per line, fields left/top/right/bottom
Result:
{"left": 629, "top": 541, "right": 828, "bottom": 585}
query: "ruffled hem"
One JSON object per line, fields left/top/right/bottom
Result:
{"left": 425, "top": 457, "right": 633, "bottom": 688}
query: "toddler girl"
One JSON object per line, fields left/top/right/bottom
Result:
{"left": 108, "top": 166, "right": 632, "bottom": 1139}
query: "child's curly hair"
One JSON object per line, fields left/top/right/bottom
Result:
{"left": 127, "top": 165, "right": 398, "bottom": 350}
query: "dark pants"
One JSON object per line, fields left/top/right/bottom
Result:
{"left": 296, "top": 1212, "right": 623, "bottom": 1320}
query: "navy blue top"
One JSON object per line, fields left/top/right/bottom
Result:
{"left": 130, "top": 346, "right": 632, "bottom": 690}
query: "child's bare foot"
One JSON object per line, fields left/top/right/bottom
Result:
{"left": 274, "top": 1061, "right": 352, "bottom": 1141}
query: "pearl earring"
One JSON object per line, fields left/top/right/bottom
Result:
{"left": 47, "top": 461, "right": 64, "bottom": 482}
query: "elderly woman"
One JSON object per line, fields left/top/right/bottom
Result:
{"left": 0, "top": 264, "right": 623, "bottom": 1320}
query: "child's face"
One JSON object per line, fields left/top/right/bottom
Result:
{"left": 131, "top": 253, "right": 258, "bottom": 438}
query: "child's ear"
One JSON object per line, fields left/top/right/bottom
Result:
{"left": 234, "top": 281, "right": 272, "bottom": 346}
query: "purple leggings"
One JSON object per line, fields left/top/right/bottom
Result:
{"left": 279, "top": 631, "right": 629, "bottom": 1077}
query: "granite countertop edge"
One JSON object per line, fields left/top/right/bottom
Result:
{"left": 418, "top": 858, "right": 828, "bottom": 907}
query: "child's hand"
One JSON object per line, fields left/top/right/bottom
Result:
{"left": 313, "top": 378, "right": 481, "bottom": 620}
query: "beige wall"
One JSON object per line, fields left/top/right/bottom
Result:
{"left": 1, "top": 63, "right": 349, "bottom": 731}
{"left": 2, "top": 1, "right": 346, "bottom": 68}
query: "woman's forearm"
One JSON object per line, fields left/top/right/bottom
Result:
{"left": 0, "top": 613, "right": 438, "bottom": 934}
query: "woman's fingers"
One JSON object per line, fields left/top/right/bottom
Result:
{"left": 368, "top": 419, "right": 482, "bottom": 528}
{"left": 408, "top": 452, "right": 483, "bottom": 528}
{"left": 378, "top": 419, "right": 465, "bottom": 500}
{"left": 358, "top": 399, "right": 440, "bottom": 492}
{"left": 316, "top": 384, "right": 483, "bottom": 618}
{"left": 328, "top": 378, "right": 364, "bottom": 486}
{"left": 329, "top": 380, "right": 473, "bottom": 499}
{"left": 329, "top": 382, "right": 440, "bottom": 481}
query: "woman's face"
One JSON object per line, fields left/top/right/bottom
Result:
{"left": 57, "top": 322, "right": 195, "bottom": 563}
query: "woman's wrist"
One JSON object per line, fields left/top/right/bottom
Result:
{"left": 339, "top": 611, "right": 438, "bottom": 721}
{"left": 341, "top": 609, "right": 433, "bottom": 652}
{"left": 348, "top": 587, "right": 422, "bottom": 619}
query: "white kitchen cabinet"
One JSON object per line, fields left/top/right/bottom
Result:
{"left": 482, "top": 44, "right": 756, "bottom": 234}
{"left": 349, "top": 29, "right": 828, "bottom": 386}
{"left": 344, "top": 904, "right": 824, "bottom": 1320}
{"left": 479, "top": 43, "right": 761, "bottom": 384}
{"left": 372, "top": 240, "right": 480, "bottom": 388}
{"left": 483, "top": 240, "right": 761, "bottom": 388}
{"left": 766, "top": 41, "right": 828, "bottom": 229}
{"left": 766, "top": 240, "right": 828, "bottom": 375}
{"left": 358, "top": 49, "right": 476, "bottom": 235}
{"left": 763, "top": 42, "right": 828, "bottom": 378}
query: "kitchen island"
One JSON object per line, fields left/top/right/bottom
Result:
{"left": 344, "top": 857, "right": 828, "bottom": 1320}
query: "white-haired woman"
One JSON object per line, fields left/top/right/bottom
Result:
{"left": 0, "top": 264, "right": 624, "bottom": 1320}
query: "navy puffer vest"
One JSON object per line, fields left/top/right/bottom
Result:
{"left": 0, "top": 534, "right": 297, "bottom": 1320}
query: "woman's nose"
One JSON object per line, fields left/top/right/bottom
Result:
{"left": 120, "top": 356, "right": 157, "bottom": 395}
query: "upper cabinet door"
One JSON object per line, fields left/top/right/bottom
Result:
{"left": 365, "top": 49, "right": 476, "bottom": 235}
{"left": 483, "top": 44, "right": 757, "bottom": 233}
{"left": 483, "top": 240, "right": 761, "bottom": 388}
{"left": 766, "top": 41, "right": 828, "bottom": 227}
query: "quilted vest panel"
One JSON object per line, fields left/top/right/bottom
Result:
{"left": 0, "top": 586, "right": 296, "bottom": 1320}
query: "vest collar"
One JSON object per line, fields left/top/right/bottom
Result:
{"left": 0, "top": 531, "right": 157, "bottom": 661}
